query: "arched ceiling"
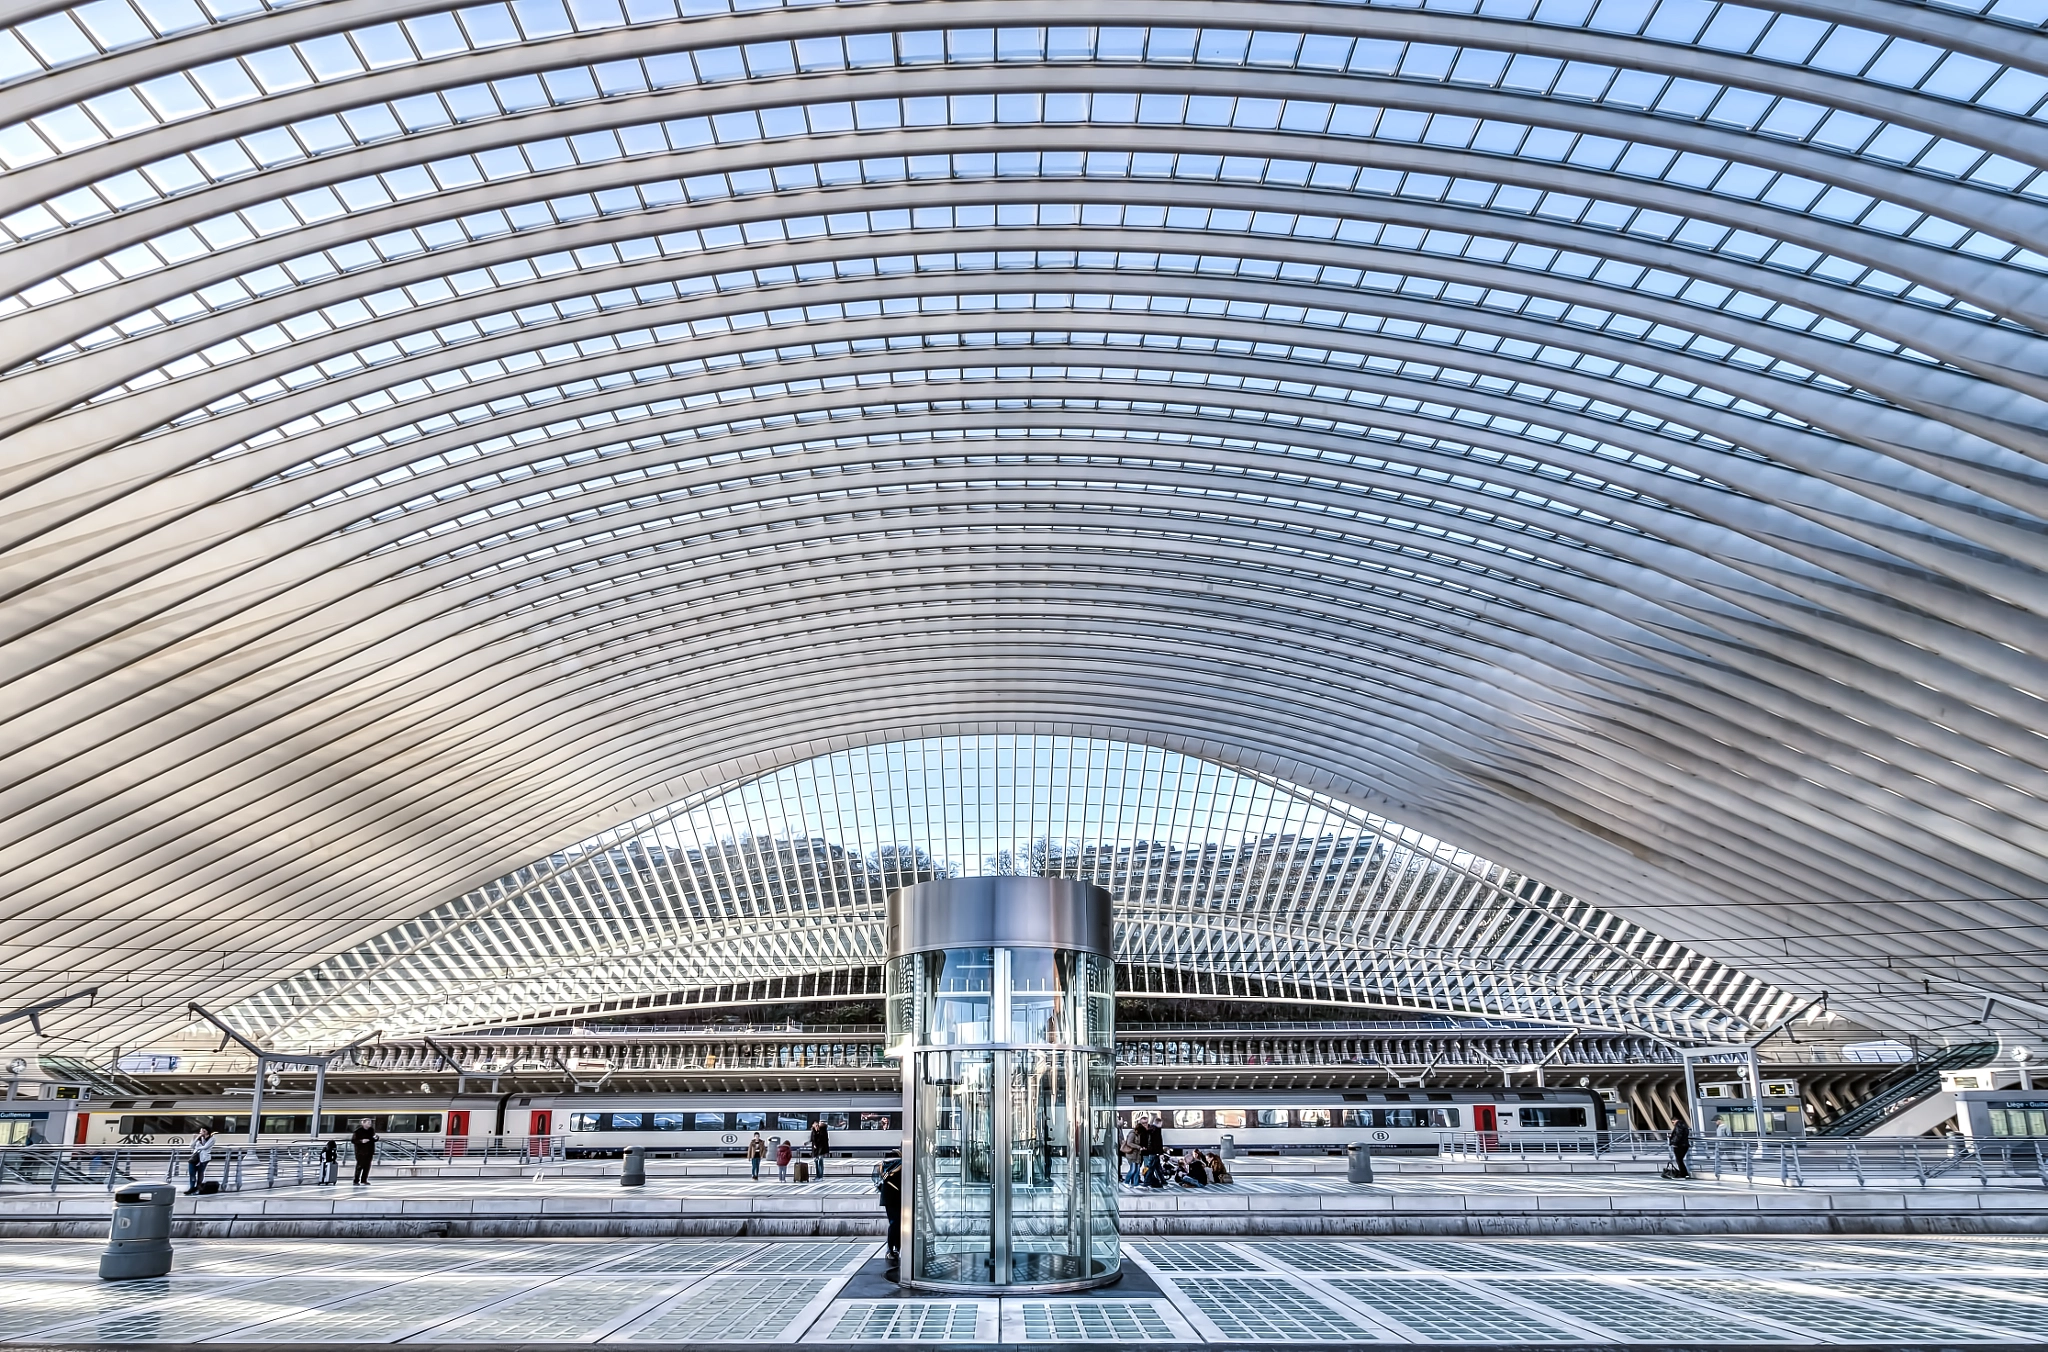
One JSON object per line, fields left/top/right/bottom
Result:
{"left": 230, "top": 736, "right": 1795, "bottom": 1047}
{"left": 4, "top": 0, "right": 2048, "bottom": 1050}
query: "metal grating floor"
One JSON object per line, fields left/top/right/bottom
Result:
{"left": 814, "top": 1299, "right": 990, "bottom": 1342}
{"left": 618, "top": 1275, "right": 834, "bottom": 1342}
{"left": 1127, "top": 1240, "right": 1267, "bottom": 1272}
{"left": 727, "top": 1240, "right": 876, "bottom": 1274}
{"left": 1007, "top": 1299, "right": 1181, "bottom": 1342}
{"left": 1329, "top": 1276, "right": 1581, "bottom": 1341}
{"left": 1172, "top": 1276, "right": 1380, "bottom": 1341}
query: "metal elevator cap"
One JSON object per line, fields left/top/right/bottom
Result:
{"left": 887, "top": 877, "right": 1114, "bottom": 959}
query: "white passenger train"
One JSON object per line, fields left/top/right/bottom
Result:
{"left": 1119, "top": 1088, "right": 1611, "bottom": 1153}
{"left": 73, "top": 1092, "right": 903, "bottom": 1158}
{"left": 73, "top": 1086, "right": 1604, "bottom": 1157}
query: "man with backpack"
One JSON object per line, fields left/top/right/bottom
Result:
{"left": 809, "top": 1117, "right": 831, "bottom": 1177}
{"left": 873, "top": 1150, "right": 903, "bottom": 1280}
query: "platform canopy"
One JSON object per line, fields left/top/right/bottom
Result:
{"left": 2, "top": 0, "right": 2047, "bottom": 1050}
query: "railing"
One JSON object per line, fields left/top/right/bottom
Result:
{"left": 1, "top": 1145, "right": 287, "bottom": 1193}
{"left": 0, "top": 1136, "right": 567, "bottom": 1191}
{"left": 1436, "top": 1130, "right": 1673, "bottom": 1160}
{"left": 1694, "top": 1136, "right": 2048, "bottom": 1189}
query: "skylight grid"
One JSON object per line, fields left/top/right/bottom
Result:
{"left": 9, "top": 14, "right": 2047, "bottom": 191}
{"left": 316, "top": 404, "right": 1692, "bottom": 538}
{"left": 11, "top": 71, "right": 2047, "bottom": 310}
{"left": 144, "top": 278, "right": 1856, "bottom": 459}
{"left": 33, "top": 197, "right": 1959, "bottom": 400}
{"left": 224, "top": 734, "right": 1778, "bottom": 1043}
{"left": 213, "top": 326, "right": 1787, "bottom": 508}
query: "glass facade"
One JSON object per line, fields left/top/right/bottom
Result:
{"left": 889, "top": 945, "right": 1117, "bottom": 1290}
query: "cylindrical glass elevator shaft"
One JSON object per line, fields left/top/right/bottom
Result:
{"left": 886, "top": 878, "right": 1118, "bottom": 1292}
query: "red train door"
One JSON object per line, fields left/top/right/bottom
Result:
{"left": 446, "top": 1110, "right": 469, "bottom": 1156}
{"left": 528, "top": 1110, "right": 551, "bottom": 1157}
{"left": 1473, "top": 1104, "right": 1497, "bottom": 1151}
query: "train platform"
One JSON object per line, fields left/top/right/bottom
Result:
{"left": 5, "top": 1233, "right": 2048, "bottom": 1345}
{"left": 4, "top": 1169, "right": 2045, "bottom": 1242}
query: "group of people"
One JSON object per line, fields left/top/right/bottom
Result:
{"left": 182, "top": 1119, "right": 383, "bottom": 1195}
{"left": 743, "top": 1119, "right": 835, "bottom": 1182}
{"left": 1119, "top": 1116, "right": 1231, "bottom": 1189}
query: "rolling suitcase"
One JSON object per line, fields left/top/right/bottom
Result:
{"left": 794, "top": 1159, "right": 810, "bottom": 1183}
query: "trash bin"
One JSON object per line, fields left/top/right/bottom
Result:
{"left": 1219, "top": 1134, "right": 1235, "bottom": 1160}
{"left": 620, "top": 1146, "right": 646, "bottom": 1188}
{"left": 100, "top": 1183, "right": 175, "bottom": 1280}
{"left": 1346, "top": 1142, "right": 1374, "bottom": 1184}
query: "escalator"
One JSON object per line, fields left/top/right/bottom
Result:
{"left": 1815, "top": 1040, "right": 1998, "bottom": 1137}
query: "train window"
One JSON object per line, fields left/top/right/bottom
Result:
{"left": 1296, "top": 1109, "right": 1331, "bottom": 1128}
{"left": 646, "top": 1113, "right": 680, "bottom": 1131}
{"left": 118, "top": 1114, "right": 245, "bottom": 1137}
{"left": 776, "top": 1113, "right": 809, "bottom": 1131}
{"left": 691, "top": 1112, "right": 725, "bottom": 1131}
{"left": 818, "top": 1112, "right": 850, "bottom": 1130}
{"left": 1171, "top": 1109, "right": 1205, "bottom": 1129}
{"left": 1520, "top": 1107, "right": 1587, "bottom": 1128}
{"left": 735, "top": 1112, "right": 766, "bottom": 1130}
{"left": 1255, "top": 1109, "right": 1287, "bottom": 1127}
{"left": 390, "top": 1114, "right": 443, "bottom": 1133}
{"left": 260, "top": 1115, "right": 306, "bottom": 1134}
{"left": 610, "top": 1113, "right": 643, "bottom": 1130}
{"left": 1214, "top": 1109, "right": 1246, "bottom": 1129}
{"left": 568, "top": 1113, "right": 600, "bottom": 1132}
{"left": 859, "top": 1112, "right": 897, "bottom": 1131}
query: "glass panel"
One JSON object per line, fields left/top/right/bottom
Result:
{"left": 924, "top": 947, "right": 994, "bottom": 1046}
{"left": 1088, "top": 1053, "right": 1118, "bottom": 1273}
{"left": 734, "top": 1111, "right": 765, "bottom": 1130}
{"left": 915, "top": 1048, "right": 995, "bottom": 1284}
{"left": 1007, "top": 1047, "right": 1082, "bottom": 1283}
{"left": 609, "top": 1112, "right": 642, "bottom": 1129}
{"left": 1215, "top": 1108, "right": 1246, "bottom": 1129}
{"left": 1008, "top": 947, "right": 1073, "bottom": 1044}
{"left": 689, "top": 1112, "right": 723, "bottom": 1130}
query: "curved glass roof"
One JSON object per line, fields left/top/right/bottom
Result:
{"left": 232, "top": 735, "right": 1789, "bottom": 1045}
{"left": 2, "top": 0, "right": 2046, "bottom": 1049}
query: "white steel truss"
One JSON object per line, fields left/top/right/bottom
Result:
{"left": 231, "top": 736, "right": 1788, "bottom": 1045}
{"left": 2, "top": 0, "right": 2047, "bottom": 1049}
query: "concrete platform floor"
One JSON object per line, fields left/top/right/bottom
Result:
{"left": 6, "top": 1233, "right": 2048, "bottom": 1345}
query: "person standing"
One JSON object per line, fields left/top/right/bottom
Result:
{"left": 775, "top": 1136, "right": 792, "bottom": 1182}
{"left": 809, "top": 1117, "right": 831, "bottom": 1177}
{"left": 746, "top": 1131, "right": 767, "bottom": 1180}
{"left": 350, "top": 1118, "right": 378, "bottom": 1186}
{"left": 1664, "top": 1117, "right": 1692, "bottom": 1179}
{"left": 186, "top": 1126, "right": 214, "bottom": 1194}
{"left": 1139, "top": 1114, "right": 1162, "bottom": 1183}
{"left": 874, "top": 1149, "right": 902, "bottom": 1280}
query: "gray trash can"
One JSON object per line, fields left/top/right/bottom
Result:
{"left": 1219, "top": 1134, "right": 1235, "bottom": 1159}
{"left": 100, "top": 1182, "right": 175, "bottom": 1280}
{"left": 1346, "top": 1141, "right": 1374, "bottom": 1183}
{"left": 620, "top": 1145, "right": 646, "bottom": 1188}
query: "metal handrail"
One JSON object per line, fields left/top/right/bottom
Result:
{"left": 1695, "top": 1136, "right": 2048, "bottom": 1189}
{"left": 1434, "top": 1130, "right": 1671, "bottom": 1160}
{"left": 0, "top": 1135, "right": 568, "bottom": 1191}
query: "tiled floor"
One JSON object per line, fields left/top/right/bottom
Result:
{"left": 6, "top": 1235, "right": 2048, "bottom": 1343}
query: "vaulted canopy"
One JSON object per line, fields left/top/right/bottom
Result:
{"left": 3, "top": 0, "right": 2047, "bottom": 1049}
